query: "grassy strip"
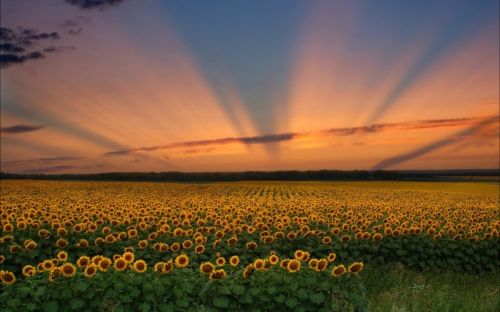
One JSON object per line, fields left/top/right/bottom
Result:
{"left": 365, "top": 265, "right": 500, "bottom": 312}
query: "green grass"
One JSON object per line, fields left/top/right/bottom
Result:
{"left": 365, "top": 265, "right": 500, "bottom": 312}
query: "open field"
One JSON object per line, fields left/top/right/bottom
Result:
{"left": 1, "top": 180, "right": 499, "bottom": 311}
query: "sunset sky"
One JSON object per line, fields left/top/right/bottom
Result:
{"left": 1, "top": 0, "right": 498, "bottom": 173}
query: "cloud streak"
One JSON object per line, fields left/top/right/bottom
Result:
{"left": 0, "top": 124, "right": 45, "bottom": 134}
{"left": 104, "top": 115, "right": 495, "bottom": 156}
{"left": 18, "top": 165, "right": 79, "bottom": 174}
{"left": 3, "top": 156, "right": 83, "bottom": 167}
{"left": 0, "top": 27, "right": 62, "bottom": 68}
{"left": 65, "top": 0, "right": 127, "bottom": 10}
{"left": 372, "top": 116, "right": 499, "bottom": 170}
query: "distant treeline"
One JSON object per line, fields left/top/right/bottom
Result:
{"left": 0, "top": 169, "right": 498, "bottom": 182}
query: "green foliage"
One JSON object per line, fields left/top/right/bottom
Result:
{"left": 0, "top": 268, "right": 367, "bottom": 312}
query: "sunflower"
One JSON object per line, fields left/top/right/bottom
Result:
{"left": 340, "top": 235, "right": 351, "bottom": 242}
{"left": 133, "top": 260, "right": 148, "bottom": 273}
{"left": 105, "top": 234, "right": 116, "bottom": 243}
{"left": 42, "top": 259, "right": 54, "bottom": 271}
{"left": 162, "top": 260, "right": 173, "bottom": 274}
{"left": 327, "top": 253, "right": 337, "bottom": 263}
{"left": 56, "top": 238, "right": 68, "bottom": 248}
{"left": 24, "top": 240, "right": 37, "bottom": 250}
{"left": 317, "top": 259, "right": 328, "bottom": 272}
{"left": 1, "top": 271, "right": 16, "bottom": 285}
{"left": 78, "top": 239, "right": 89, "bottom": 248}
{"left": 91, "top": 255, "right": 102, "bottom": 265}
{"left": 372, "top": 233, "right": 383, "bottom": 241}
{"left": 3, "top": 223, "right": 14, "bottom": 232}
{"left": 48, "top": 267, "right": 62, "bottom": 282}
{"left": 215, "top": 257, "right": 226, "bottom": 267}
{"left": 170, "top": 242, "right": 180, "bottom": 252}
{"left": 159, "top": 243, "right": 169, "bottom": 253}
{"left": 154, "top": 262, "right": 165, "bottom": 273}
{"left": 114, "top": 257, "right": 128, "bottom": 271}
{"left": 242, "top": 265, "right": 254, "bottom": 278}
{"left": 199, "top": 262, "right": 215, "bottom": 274}
{"left": 138, "top": 240, "right": 148, "bottom": 249}
{"left": 229, "top": 256, "right": 240, "bottom": 267}
{"left": 57, "top": 251, "right": 68, "bottom": 262}
{"left": 287, "top": 259, "right": 301, "bottom": 273}
{"left": 182, "top": 240, "right": 193, "bottom": 249}
{"left": 124, "top": 247, "right": 134, "bottom": 253}
{"left": 294, "top": 250, "right": 305, "bottom": 261}
{"left": 98, "top": 257, "right": 112, "bottom": 272}
{"left": 331, "top": 264, "right": 346, "bottom": 277}
{"left": 148, "top": 232, "right": 158, "bottom": 241}
{"left": 280, "top": 259, "right": 290, "bottom": 270}
{"left": 269, "top": 254, "right": 279, "bottom": 265}
{"left": 84, "top": 265, "right": 97, "bottom": 278}
{"left": 253, "top": 259, "right": 265, "bottom": 271}
{"left": 122, "top": 251, "right": 135, "bottom": 263}
{"left": 322, "top": 236, "right": 332, "bottom": 245}
{"left": 175, "top": 254, "right": 189, "bottom": 268}
{"left": 22, "top": 265, "right": 36, "bottom": 277}
{"left": 348, "top": 262, "right": 364, "bottom": 274}
{"left": 308, "top": 258, "right": 319, "bottom": 270}
{"left": 61, "top": 263, "right": 77, "bottom": 277}
{"left": 9, "top": 244, "right": 20, "bottom": 253}
{"left": 128, "top": 228, "right": 138, "bottom": 238}
{"left": 246, "top": 241, "right": 257, "bottom": 250}
{"left": 77, "top": 256, "right": 90, "bottom": 268}
{"left": 227, "top": 236, "right": 238, "bottom": 246}
{"left": 195, "top": 245, "right": 205, "bottom": 254}
{"left": 209, "top": 268, "right": 227, "bottom": 280}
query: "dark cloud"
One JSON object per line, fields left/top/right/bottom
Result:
{"left": 0, "top": 43, "right": 25, "bottom": 53}
{"left": 372, "top": 116, "right": 499, "bottom": 170}
{"left": 68, "top": 28, "right": 83, "bottom": 35}
{"left": 105, "top": 133, "right": 296, "bottom": 156}
{"left": 0, "top": 124, "right": 45, "bottom": 134}
{"left": 0, "top": 51, "right": 44, "bottom": 67}
{"left": 19, "top": 165, "right": 78, "bottom": 174}
{"left": 60, "top": 20, "right": 80, "bottom": 28}
{"left": 104, "top": 115, "right": 498, "bottom": 157}
{"left": 3, "top": 156, "right": 83, "bottom": 167}
{"left": 0, "top": 27, "right": 16, "bottom": 41}
{"left": 60, "top": 19, "right": 84, "bottom": 35}
{"left": 65, "top": 0, "right": 127, "bottom": 9}
{"left": 43, "top": 46, "right": 76, "bottom": 53}
{"left": 0, "top": 27, "right": 62, "bottom": 68}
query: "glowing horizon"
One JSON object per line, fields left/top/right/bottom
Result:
{"left": 1, "top": 0, "right": 498, "bottom": 173}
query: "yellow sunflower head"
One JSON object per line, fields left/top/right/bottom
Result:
{"left": 175, "top": 254, "right": 189, "bottom": 268}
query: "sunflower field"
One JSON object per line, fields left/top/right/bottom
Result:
{"left": 0, "top": 180, "right": 499, "bottom": 311}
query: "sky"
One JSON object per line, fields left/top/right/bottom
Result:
{"left": 0, "top": 0, "right": 498, "bottom": 173}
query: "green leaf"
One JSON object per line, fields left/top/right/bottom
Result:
{"left": 139, "top": 303, "right": 151, "bottom": 312}
{"left": 75, "top": 282, "right": 89, "bottom": 292}
{"left": 310, "top": 292, "right": 325, "bottom": 304}
{"left": 232, "top": 285, "right": 246, "bottom": 296}
{"left": 285, "top": 297, "right": 298, "bottom": 308}
{"left": 213, "top": 296, "right": 230, "bottom": 308}
{"left": 266, "top": 286, "right": 277, "bottom": 295}
{"left": 158, "top": 303, "right": 175, "bottom": 312}
{"left": 219, "top": 285, "right": 232, "bottom": 295}
{"left": 71, "top": 298, "right": 85, "bottom": 310}
{"left": 275, "top": 294, "right": 286, "bottom": 303}
{"left": 176, "top": 297, "right": 189, "bottom": 308}
{"left": 44, "top": 301, "right": 59, "bottom": 312}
